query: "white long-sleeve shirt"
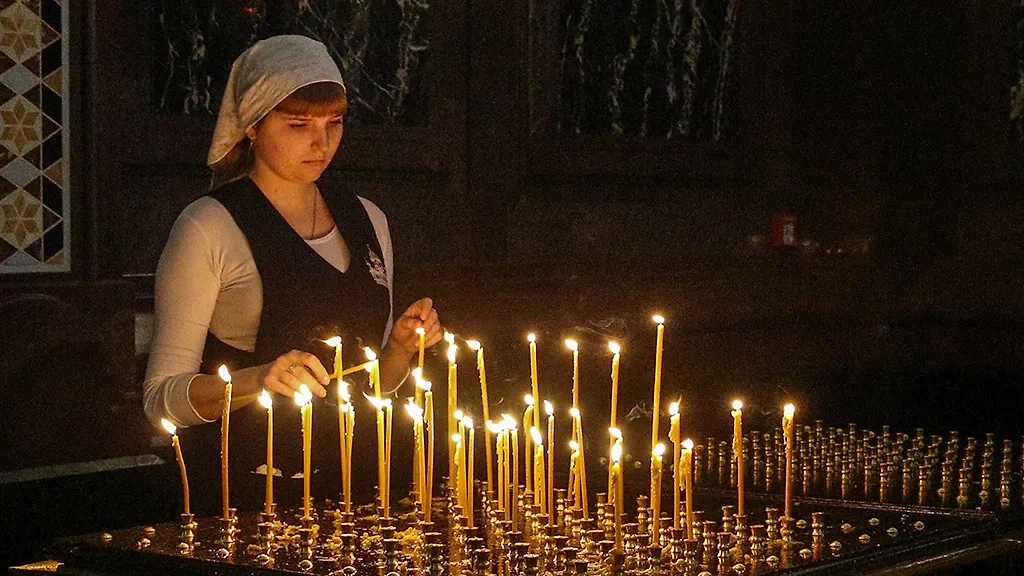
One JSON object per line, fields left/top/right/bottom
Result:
{"left": 143, "top": 196, "right": 394, "bottom": 428}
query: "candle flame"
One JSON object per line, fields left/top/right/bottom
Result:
{"left": 528, "top": 333, "right": 536, "bottom": 343}
{"left": 258, "top": 390, "right": 272, "bottom": 409}
{"left": 454, "top": 409, "right": 464, "bottom": 421}
{"left": 502, "top": 414, "right": 517, "bottom": 429}
{"left": 364, "top": 347, "right": 377, "bottom": 361}
{"left": 569, "top": 407, "right": 581, "bottom": 419}
{"left": 452, "top": 433, "right": 462, "bottom": 443}
{"left": 161, "top": 418, "right": 177, "bottom": 435}
{"left": 444, "top": 332, "right": 455, "bottom": 344}
{"left": 611, "top": 441, "right": 623, "bottom": 462}
{"left": 466, "top": 339, "right": 481, "bottom": 351}
{"left": 339, "top": 381, "right": 351, "bottom": 402}
{"left": 412, "top": 367, "right": 423, "bottom": 380}
{"left": 419, "top": 380, "right": 433, "bottom": 392}
{"left": 531, "top": 427, "right": 543, "bottom": 445}
{"left": 382, "top": 398, "right": 392, "bottom": 409}
{"left": 544, "top": 400, "right": 553, "bottom": 416}
{"left": 293, "top": 385, "right": 313, "bottom": 406}
{"left": 324, "top": 336, "right": 342, "bottom": 347}
{"left": 486, "top": 420, "right": 503, "bottom": 433}
{"left": 366, "top": 394, "right": 385, "bottom": 410}
{"left": 652, "top": 314, "right": 665, "bottom": 324}
{"left": 653, "top": 443, "right": 666, "bottom": 457}
{"left": 463, "top": 416, "right": 474, "bottom": 428}
{"left": 447, "top": 344, "right": 457, "bottom": 364}
{"left": 415, "top": 326, "right": 425, "bottom": 336}
{"left": 784, "top": 403, "right": 796, "bottom": 418}
{"left": 732, "top": 399, "right": 743, "bottom": 411}
{"left": 405, "top": 399, "right": 423, "bottom": 420}
{"left": 524, "top": 394, "right": 535, "bottom": 406}
{"left": 669, "top": 402, "right": 679, "bottom": 416}
{"left": 217, "top": 364, "right": 232, "bottom": 383}
{"left": 682, "top": 438, "right": 694, "bottom": 450}
{"left": 565, "top": 339, "right": 578, "bottom": 351}
{"left": 608, "top": 341, "right": 620, "bottom": 354}
{"left": 609, "top": 427, "right": 622, "bottom": 439}
{"left": 569, "top": 440, "right": 580, "bottom": 452}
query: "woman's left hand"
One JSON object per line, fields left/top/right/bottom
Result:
{"left": 389, "top": 297, "right": 443, "bottom": 357}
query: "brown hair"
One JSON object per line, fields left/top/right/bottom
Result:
{"left": 275, "top": 81, "right": 347, "bottom": 117}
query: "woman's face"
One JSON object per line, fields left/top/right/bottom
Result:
{"left": 249, "top": 108, "right": 344, "bottom": 186}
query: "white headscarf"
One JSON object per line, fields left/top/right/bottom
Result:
{"left": 207, "top": 35, "right": 346, "bottom": 169}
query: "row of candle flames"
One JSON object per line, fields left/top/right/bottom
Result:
{"left": 160, "top": 317, "right": 811, "bottom": 559}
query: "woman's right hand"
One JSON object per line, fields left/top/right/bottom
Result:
{"left": 258, "top": 349, "right": 330, "bottom": 398}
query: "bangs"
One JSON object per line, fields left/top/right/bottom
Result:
{"left": 275, "top": 81, "right": 347, "bottom": 117}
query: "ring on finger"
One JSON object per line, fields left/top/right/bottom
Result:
{"left": 287, "top": 363, "right": 299, "bottom": 375}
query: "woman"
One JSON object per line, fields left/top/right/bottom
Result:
{"left": 143, "top": 35, "right": 442, "bottom": 515}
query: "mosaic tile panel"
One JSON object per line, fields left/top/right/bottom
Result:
{"left": 555, "top": 0, "right": 741, "bottom": 140}
{"left": 0, "top": 0, "right": 68, "bottom": 273}
{"left": 155, "top": 0, "right": 430, "bottom": 125}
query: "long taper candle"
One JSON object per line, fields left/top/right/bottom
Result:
{"left": 452, "top": 433, "right": 464, "bottom": 513}
{"left": 545, "top": 400, "right": 555, "bottom": 526}
{"left": 338, "top": 382, "right": 353, "bottom": 512}
{"left": 528, "top": 333, "right": 541, "bottom": 431}
{"left": 406, "top": 400, "right": 426, "bottom": 516}
{"left": 651, "top": 315, "right": 665, "bottom": 451}
{"left": 532, "top": 426, "right": 546, "bottom": 514}
{"left": 467, "top": 340, "right": 494, "bottom": 499}
{"left": 217, "top": 365, "right": 233, "bottom": 520}
{"left": 611, "top": 430, "right": 624, "bottom": 551}
{"left": 161, "top": 419, "right": 191, "bottom": 516}
{"left": 294, "top": 385, "right": 314, "bottom": 520}
{"left": 669, "top": 402, "right": 681, "bottom": 530}
{"left": 465, "top": 416, "right": 475, "bottom": 528}
{"left": 571, "top": 407, "right": 590, "bottom": 519}
{"left": 683, "top": 438, "right": 694, "bottom": 540}
{"left": 732, "top": 399, "right": 745, "bottom": 516}
{"left": 506, "top": 415, "right": 519, "bottom": 524}
{"left": 565, "top": 340, "right": 580, "bottom": 408}
{"left": 523, "top": 395, "right": 535, "bottom": 494}
{"left": 416, "top": 326, "right": 426, "bottom": 371}
{"left": 783, "top": 403, "right": 796, "bottom": 519}
{"left": 384, "top": 398, "right": 394, "bottom": 516}
{"left": 651, "top": 443, "right": 666, "bottom": 545}
{"left": 607, "top": 343, "right": 621, "bottom": 499}
{"left": 446, "top": 336, "right": 458, "bottom": 490}
{"left": 259, "top": 390, "right": 274, "bottom": 515}
{"left": 423, "top": 379, "right": 435, "bottom": 522}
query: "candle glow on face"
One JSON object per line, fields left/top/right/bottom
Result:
{"left": 217, "top": 365, "right": 232, "bottom": 383}
{"left": 466, "top": 339, "right": 481, "bottom": 351}
{"left": 324, "top": 336, "right": 342, "bottom": 347}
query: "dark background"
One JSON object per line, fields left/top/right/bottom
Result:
{"left": 1, "top": 0, "right": 1023, "bottom": 568}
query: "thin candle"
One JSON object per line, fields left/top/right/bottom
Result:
{"left": 416, "top": 326, "right": 426, "bottom": 371}
{"left": 683, "top": 438, "right": 695, "bottom": 540}
{"left": 384, "top": 398, "right": 394, "bottom": 516}
{"left": 545, "top": 400, "right": 555, "bottom": 526}
{"left": 344, "top": 391, "right": 354, "bottom": 513}
{"left": 422, "top": 379, "right": 435, "bottom": 521}
{"left": 338, "top": 382, "right": 352, "bottom": 512}
{"left": 611, "top": 432, "right": 624, "bottom": 551}
{"left": 607, "top": 343, "right": 621, "bottom": 499}
{"left": 452, "top": 433, "right": 463, "bottom": 513}
{"left": 406, "top": 400, "right": 426, "bottom": 516}
{"left": 523, "top": 395, "right": 535, "bottom": 494}
{"left": 161, "top": 419, "right": 191, "bottom": 516}
{"left": 505, "top": 415, "right": 519, "bottom": 525}
{"left": 368, "top": 394, "right": 388, "bottom": 515}
{"left": 651, "top": 315, "right": 665, "bottom": 450}
{"left": 217, "top": 365, "right": 233, "bottom": 520}
{"left": 783, "top": 403, "right": 796, "bottom": 519}
{"left": 532, "top": 426, "right": 545, "bottom": 514}
{"left": 569, "top": 440, "right": 580, "bottom": 512}
{"left": 465, "top": 416, "right": 475, "bottom": 528}
{"left": 732, "top": 400, "right": 745, "bottom": 516}
{"left": 446, "top": 336, "right": 458, "bottom": 490}
{"left": 651, "top": 443, "right": 666, "bottom": 545}
{"left": 528, "top": 334, "right": 541, "bottom": 431}
{"left": 294, "top": 385, "right": 314, "bottom": 520}
{"left": 565, "top": 339, "right": 580, "bottom": 408}
{"left": 571, "top": 407, "right": 590, "bottom": 519}
{"left": 669, "top": 402, "right": 681, "bottom": 530}
{"left": 467, "top": 340, "right": 494, "bottom": 499}
{"left": 259, "top": 390, "right": 274, "bottom": 515}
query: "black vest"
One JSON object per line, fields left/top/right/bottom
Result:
{"left": 181, "top": 177, "right": 400, "bottom": 515}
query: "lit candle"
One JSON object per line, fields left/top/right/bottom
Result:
{"left": 446, "top": 336, "right": 458, "bottom": 490}
{"left": 364, "top": 347, "right": 382, "bottom": 397}
{"left": 607, "top": 343, "right": 621, "bottom": 498}
{"left": 464, "top": 415, "right": 475, "bottom": 528}
{"left": 569, "top": 440, "right": 580, "bottom": 512}
{"left": 467, "top": 340, "right": 494, "bottom": 499}
{"left": 217, "top": 365, "right": 233, "bottom": 520}
{"left": 783, "top": 403, "right": 796, "bottom": 519}
{"left": 338, "top": 381, "right": 352, "bottom": 512}
{"left": 610, "top": 429, "right": 624, "bottom": 551}
{"left": 488, "top": 420, "right": 505, "bottom": 514}
{"left": 422, "top": 379, "right": 435, "bottom": 522}
{"left": 571, "top": 407, "right": 590, "bottom": 519}
{"left": 528, "top": 333, "right": 541, "bottom": 431}
{"left": 294, "top": 385, "right": 314, "bottom": 520}
{"left": 505, "top": 414, "right": 519, "bottom": 524}
{"left": 452, "top": 433, "right": 463, "bottom": 513}
{"left": 651, "top": 443, "right": 666, "bottom": 545}
{"left": 565, "top": 339, "right": 580, "bottom": 408}
{"left": 368, "top": 394, "right": 388, "bottom": 515}
{"left": 523, "top": 394, "right": 535, "bottom": 494}
{"left": 682, "top": 438, "right": 694, "bottom": 540}
{"left": 161, "top": 419, "right": 191, "bottom": 516}
{"left": 532, "top": 426, "right": 545, "bottom": 514}
{"left": 344, "top": 387, "right": 354, "bottom": 513}
{"left": 732, "top": 400, "right": 745, "bottom": 516}
{"left": 259, "top": 390, "right": 274, "bottom": 515}
{"left": 406, "top": 400, "right": 426, "bottom": 517}
{"left": 668, "top": 402, "right": 681, "bottom": 530}
{"left": 545, "top": 400, "right": 555, "bottom": 526}
{"left": 325, "top": 336, "right": 342, "bottom": 380}
{"left": 651, "top": 315, "right": 665, "bottom": 451}
{"left": 384, "top": 398, "right": 394, "bottom": 516}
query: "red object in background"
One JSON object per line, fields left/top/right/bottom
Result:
{"left": 772, "top": 211, "right": 799, "bottom": 247}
